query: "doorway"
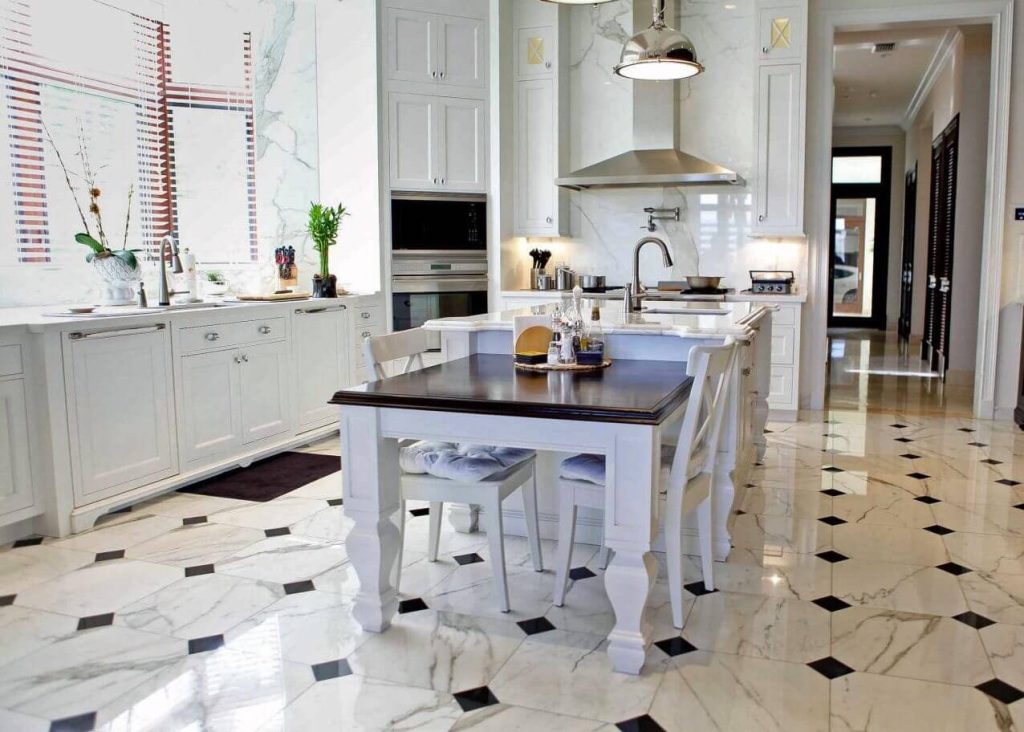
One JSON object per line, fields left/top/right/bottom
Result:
{"left": 828, "top": 146, "right": 892, "bottom": 330}
{"left": 897, "top": 165, "right": 917, "bottom": 343}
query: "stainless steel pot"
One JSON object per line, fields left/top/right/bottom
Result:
{"left": 536, "top": 274, "right": 555, "bottom": 290}
{"left": 555, "top": 266, "right": 576, "bottom": 291}
{"left": 685, "top": 275, "right": 723, "bottom": 290}
{"left": 579, "top": 274, "right": 607, "bottom": 291}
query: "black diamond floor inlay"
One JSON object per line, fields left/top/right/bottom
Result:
{"left": 996, "top": 478, "right": 1021, "bottom": 486}
{"left": 264, "top": 527, "right": 290, "bottom": 537}
{"left": 182, "top": 516, "right": 207, "bottom": 526}
{"left": 408, "top": 507, "right": 430, "bottom": 517}
{"left": 807, "top": 656, "right": 855, "bottom": 679}
{"left": 0, "top": 594, "right": 14, "bottom": 606}
{"left": 1015, "top": 503, "right": 1024, "bottom": 512}
{"left": 958, "top": 427, "right": 976, "bottom": 433}
{"left": 900, "top": 453, "right": 921, "bottom": 460}
{"left": 981, "top": 458, "right": 1003, "bottom": 465}
{"left": 816, "top": 550, "right": 849, "bottom": 564}
{"left": 684, "top": 580, "right": 718, "bottom": 597}
{"left": 95, "top": 550, "right": 125, "bottom": 562}
{"left": 735, "top": 509, "right": 747, "bottom": 515}
{"left": 821, "top": 488, "right": 845, "bottom": 497}
{"left": 822, "top": 466, "right": 844, "bottom": 473}
{"left": 188, "top": 634, "right": 225, "bottom": 654}
{"left": 327, "top": 498, "right": 344, "bottom": 506}
{"left": 311, "top": 658, "right": 352, "bottom": 682}
{"left": 569, "top": 566, "right": 597, "bottom": 581}
{"left": 616, "top": 714, "right": 667, "bottom": 732}
{"left": 953, "top": 611, "right": 995, "bottom": 629}
{"left": 936, "top": 561, "right": 972, "bottom": 576}
{"left": 895, "top": 437, "right": 914, "bottom": 443}
{"left": 818, "top": 515, "right": 847, "bottom": 526}
{"left": 12, "top": 536, "right": 43, "bottom": 548}
{"left": 453, "top": 685, "right": 499, "bottom": 712}
{"left": 185, "top": 563, "right": 215, "bottom": 577}
{"left": 453, "top": 552, "right": 484, "bottom": 566}
{"left": 283, "top": 580, "right": 315, "bottom": 595}
{"left": 914, "top": 495, "right": 941, "bottom": 504}
{"left": 813, "top": 595, "right": 851, "bottom": 612}
{"left": 654, "top": 636, "right": 697, "bottom": 657}
{"left": 907, "top": 472, "right": 931, "bottom": 480}
{"left": 967, "top": 442, "right": 988, "bottom": 447}
{"left": 976, "top": 678, "right": 1024, "bottom": 705}
{"left": 398, "top": 597, "right": 428, "bottom": 614}
{"left": 49, "top": 711, "right": 97, "bottom": 732}
{"left": 77, "top": 613, "right": 114, "bottom": 631}
{"left": 891, "top": 423, "right": 908, "bottom": 429}
{"left": 924, "top": 525, "right": 954, "bottom": 536}
{"left": 517, "top": 616, "right": 556, "bottom": 635}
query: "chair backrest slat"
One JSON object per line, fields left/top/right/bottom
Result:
{"left": 363, "top": 328, "right": 435, "bottom": 382}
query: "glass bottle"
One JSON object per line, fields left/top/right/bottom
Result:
{"left": 587, "top": 304, "right": 605, "bottom": 355}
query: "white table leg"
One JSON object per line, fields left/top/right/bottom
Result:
{"left": 603, "top": 426, "right": 658, "bottom": 675}
{"left": 341, "top": 405, "right": 402, "bottom": 632}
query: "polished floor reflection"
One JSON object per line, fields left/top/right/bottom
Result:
{"left": 2, "top": 410, "right": 1023, "bottom": 730}
{"left": 827, "top": 329, "right": 974, "bottom": 416}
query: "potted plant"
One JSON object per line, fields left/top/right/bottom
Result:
{"left": 203, "top": 271, "right": 228, "bottom": 298}
{"left": 44, "top": 123, "right": 141, "bottom": 305}
{"left": 307, "top": 202, "right": 348, "bottom": 298}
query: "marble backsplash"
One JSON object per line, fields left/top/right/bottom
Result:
{"left": 504, "top": 0, "right": 807, "bottom": 294}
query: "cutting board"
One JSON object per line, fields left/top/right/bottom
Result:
{"left": 235, "top": 291, "right": 312, "bottom": 302}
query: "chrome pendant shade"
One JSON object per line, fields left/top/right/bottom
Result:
{"left": 614, "top": 0, "right": 703, "bottom": 80}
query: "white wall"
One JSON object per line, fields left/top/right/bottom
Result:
{"left": 315, "top": 0, "right": 383, "bottom": 295}
{"left": 832, "top": 125, "right": 906, "bottom": 327}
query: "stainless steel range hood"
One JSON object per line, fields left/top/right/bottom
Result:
{"left": 555, "top": 0, "right": 742, "bottom": 191}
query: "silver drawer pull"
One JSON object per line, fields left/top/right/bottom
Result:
{"left": 205, "top": 332, "right": 220, "bottom": 341}
{"left": 258, "top": 325, "right": 271, "bottom": 334}
{"left": 296, "top": 305, "right": 347, "bottom": 314}
{"left": 361, "top": 330, "right": 371, "bottom": 338}
{"left": 69, "top": 324, "right": 166, "bottom": 340}
{"left": 360, "top": 312, "right": 371, "bottom": 319}
{"left": 241, "top": 354, "right": 248, "bottom": 363}
{"left": 233, "top": 354, "right": 241, "bottom": 364}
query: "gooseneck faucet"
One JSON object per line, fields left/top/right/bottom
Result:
{"left": 631, "top": 236, "right": 674, "bottom": 295}
{"left": 157, "top": 234, "right": 184, "bottom": 306}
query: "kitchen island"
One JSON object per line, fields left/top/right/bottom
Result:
{"left": 333, "top": 301, "right": 772, "bottom": 674}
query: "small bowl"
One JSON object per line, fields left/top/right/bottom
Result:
{"left": 66, "top": 306, "right": 95, "bottom": 314}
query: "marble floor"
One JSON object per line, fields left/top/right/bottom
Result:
{"left": 2, "top": 411, "right": 1024, "bottom": 731}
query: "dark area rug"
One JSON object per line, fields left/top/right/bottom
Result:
{"left": 179, "top": 452, "right": 340, "bottom": 503}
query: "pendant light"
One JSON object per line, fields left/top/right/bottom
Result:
{"left": 614, "top": 0, "right": 703, "bottom": 80}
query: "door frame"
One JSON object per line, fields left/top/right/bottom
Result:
{"left": 898, "top": 164, "right": 918, "bottom": 342}
{"left": 827, "top": 146, "right": 893, "bottom": 330}
{"left": 806, "top": 0, "right": 1013, "bottom": 419}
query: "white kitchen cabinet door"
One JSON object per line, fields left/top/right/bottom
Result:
{"left": 0, "top": 379, "right": 34, "bottom": 517}
{"left": 757, "top": 2, "right": 805, "bottom": 61}
{"left": 514, "top": 79, "right": 560, "bottom": 235}
{"left": 515, "top": 25, "right": 555, "bottom": 80}
{"left": 294, "top": 306, "right": 350, "bottom": 431}
{"left": 438, "top": 97, "right": 486, "bottom": 192}
{"left": 385, "top": 7, "right": 437, "bottom": 84}
{"left": 181, "top": 348, "right": 243, "bottom": 463}
{"left": 754, "top": 64, "right": 802, "bottom": 236}
{"left": 239, "top": 340, "right": 290, "bottom": 444}
{"left": 389, "top": 92, "right": 439, "bottom": 190}
{"left": 438, "top": 15, "right": 485, "bottom": 89}
{"left": 68, "top": 326, "right": 177, "bottom": 504}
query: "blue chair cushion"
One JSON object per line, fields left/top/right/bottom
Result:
{"left": 560, "top": 453, "right": 606, "bottom": 486}
{"left": 400, "top": 441, "right": 535, "bottom": 482}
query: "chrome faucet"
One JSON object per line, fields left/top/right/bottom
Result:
{"left": 631, "top": 236, "right": 674, "bottom": 295}
{"left": 157, "top": 234, "right": 184, "bottom": 306}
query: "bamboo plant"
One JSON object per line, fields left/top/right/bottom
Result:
{"left": 307, "top": 202, "right": 348, "bottom": 278}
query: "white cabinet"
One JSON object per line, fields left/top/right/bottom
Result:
{"left": 385, "top": 7, "right": 485, "bottom": 91}
{"left": 181, "top": 349, "right": 243, "bottom": 461}
{"left": 239, "top": 341, "right": 290, "bottom": 444}
{"left": 293, "top": 304, "right": 351, "bottom": 432}
{"left": 757, "top": 2, "right": 805, "bottom": 61}
{"left": 388, "top": 92, "right": 485, "bottom": 193}
{"left": 753, "top": 64, "right": 803, "bottom": 236}
{"left": 765, "top": 302, "right": 801, "bottom": 418}
{"left": 515, "top": 25, "right": 555, "bottom": 80}
{"left": 66, "top": 325, "right": 178, "bottom": 505}
{"left": 0, "top": 378, "right": 35, "bottom": 518}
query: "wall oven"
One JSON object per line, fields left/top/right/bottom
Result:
{"left": 391, "top": 193, "right": 489, "bottom": 332}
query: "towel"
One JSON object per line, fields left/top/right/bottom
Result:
{"left": 399, "top": 441, "right": 534, "bottom": 482}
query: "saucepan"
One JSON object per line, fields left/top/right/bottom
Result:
{"left": 685, "top": 275, "right": 723, "bottom": 290}
{"left": 579, "top": 274, "right": 607, "bottom": 292}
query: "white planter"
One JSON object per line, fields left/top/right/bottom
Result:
{"left": 92, "top": 254, "right": 141, "bottom": 306}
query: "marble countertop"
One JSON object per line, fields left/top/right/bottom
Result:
{"left": 424, "top": 301, "right": 769, "bottom": 339}
{"left": 502, "top": 289, "right": 808, "bottom": 304}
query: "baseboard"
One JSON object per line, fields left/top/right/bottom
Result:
{"left": 0, "top": 516, "right": 39, "bottom": 545}
{"left": 769, "top": 409, "right": 799, "bottom": 423}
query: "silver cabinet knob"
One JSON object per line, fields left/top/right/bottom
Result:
{"left": 544, "top": 61, "right": 552, "bottom": 69}
{"left": 439, "top": 70, "right": 446, "bottom": 79}
{"left": 545, "top": 216, "right": 553, "bottom": 224}
{"left": 258, "top": 325, "right": 271, "bottom": 334}
{"left": 361, "top": 311, "right": 371, "bottom": 319}
{"left": 440, "top": 177, "right": 446, "bottom": 185}
{"left": 762, "top": 46, "right": 770, "bottom": 53}
{"left": 361, "top": 330, "right": 371, "bottom": 338}
{"left": 205, "top": 332, "right": 220, "bottom": 341}
{"left": 241, "top": 354, "right": 249, "bottom": 363}
{"left": 233, "top": 354, "right": 241, "bottom": 364}
{"left": 433, "top": 177, "right": 439, "bottom": 184}
{"left": 758, "top": 214, "right": 765, "bottom": 222}
{"left": 431, "top": 70, "right": 437, "bottom": 78}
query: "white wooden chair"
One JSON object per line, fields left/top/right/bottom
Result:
{"left": 363, "top": 328, "right": 543, "bottom": 613}
{"left": 552, "top": 341, "right": 738, "bottom": 628}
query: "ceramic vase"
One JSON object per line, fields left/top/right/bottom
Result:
{"left": 92, "top": 254, "right": 141, "bottom": 306}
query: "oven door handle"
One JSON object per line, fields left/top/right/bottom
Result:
{"left": 391, "top": 276, "right": 489, "bottom": 294}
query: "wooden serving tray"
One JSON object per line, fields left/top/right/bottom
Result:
{"left": 514, "top": 358, "right": 611, "bottom": 373}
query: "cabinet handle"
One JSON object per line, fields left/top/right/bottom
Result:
{"left": 361, "top": 330, "right": 372, "bottom": 338}
{"left": 234, "top": 354, "right": 241, "bottom": 364}
{"left": 69, "top": 323, "right": 166, "bottom": 341}
{"left": 762, "top": 46, "right": 770, "bottom": 53}
{"left": 545, "top": 61, "right": 552, "bottom": 69}
{"left": 439, "top": 70, "right": 446, "bottom": 79}
{"left": 545, "top": 216, "right": 553, "bottom": 224}
{"left": 742, "top": 367, "right": 752, "bottom": 376}
{"left": 241, "top": 354, "right": 249, "bottom": 363}
{"left": 757, "top": 214, "right": 765, "bottom": 222}
{"left": 431, "top": 70, "right": 437, "bottom": 78}
{"left": 361, "top": 311, "right": 372, "bottom": 319}
{"left": 258, "top": 325, "right": 271, "bottom": 334}
{"left": 440, "top": 177, "right": 446, "bottom": 185}
{"left": 205, "top": 332, "right": 220, "bottom": 341}
{"left": 433, "top": 177, "right": 439, "bottom": 184}
{"left": 296, "top": 304, "right": 347, "bottom": 314}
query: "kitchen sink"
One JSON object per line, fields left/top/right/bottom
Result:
{"left": 45, "top": 301, "right": 236, "bottom": 318}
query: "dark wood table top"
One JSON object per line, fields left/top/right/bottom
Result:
{"left": 331, "top": 354, "right": 693, "bottom": 425}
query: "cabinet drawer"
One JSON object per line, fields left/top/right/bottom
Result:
{"left": 352, "top": 305, "right": 383, "bottom": 328}
{"left": 773, "top": 305, "right": 797, "bottom": 326}
{"left": 771, "top": 326, "right": 796, "bottom": 366}
{"left": 0, "top": 344, "right": 23, "bottom": 377}
{"left": 769, "top": 365, "right": 795, "bottom": 407}
{"left": 353, "top": 322, "right": 386, "bottom": 349}
{"left": 179, "top": 317, "right": 286, "bottom": 354}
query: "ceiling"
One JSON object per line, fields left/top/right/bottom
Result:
{"left": 832, "top": 26, "right": 952, "bottom": 128}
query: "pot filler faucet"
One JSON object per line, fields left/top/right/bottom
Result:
{"left": 157, "top": 234, "right": 184, "bottom": 306}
